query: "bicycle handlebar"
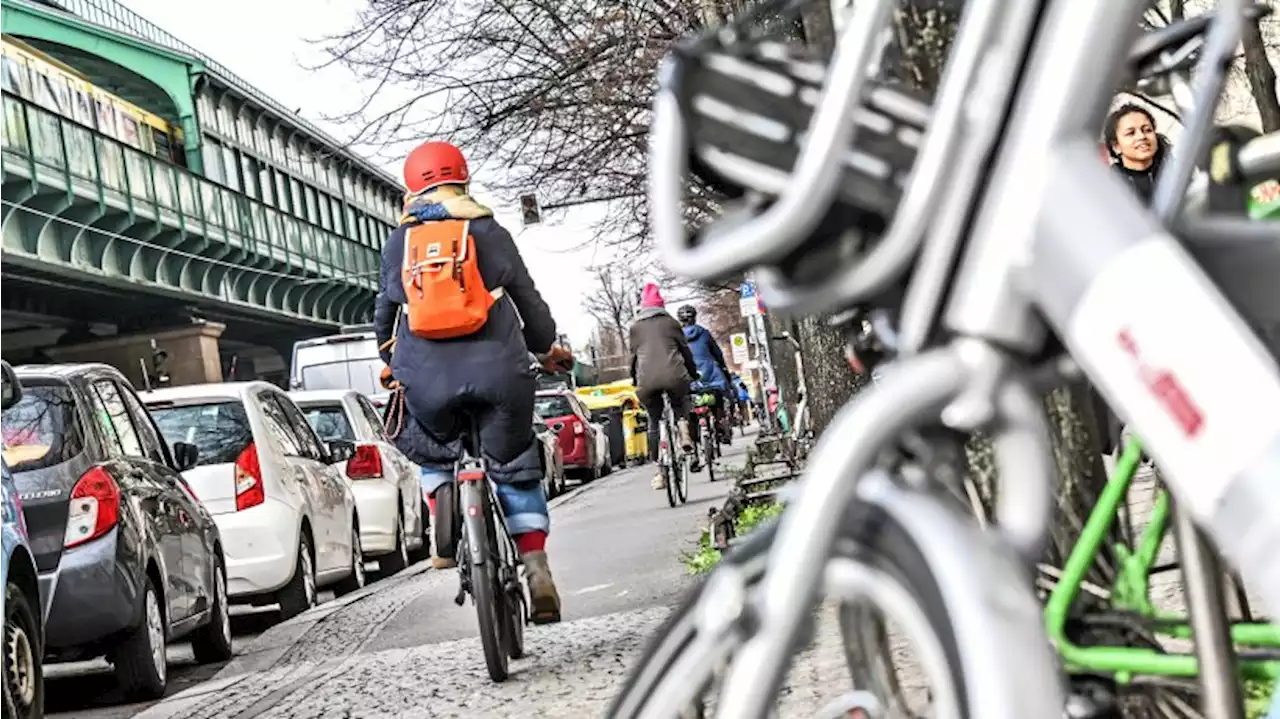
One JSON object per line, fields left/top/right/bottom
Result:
{"left": 1239, "top": 132, "right": 1280, "bottom": 181}
{"left": 651, "top": 0, "right": 895, "bottom": 282}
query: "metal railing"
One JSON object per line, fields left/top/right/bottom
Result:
{"left": 2, "top": 92, "right": 379, "bottom": 295}
{"left": 25, "top": 0, "right": 402, "bottom": 189}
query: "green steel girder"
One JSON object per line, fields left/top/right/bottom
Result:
{"left": 47, "top": 202, "right": 102, "bottom": 264}
{"left": 68, "top": 210, "right": 131, "bottom": 269}
{"left": 3, "top": 0, "right": 207, "bottom": 173}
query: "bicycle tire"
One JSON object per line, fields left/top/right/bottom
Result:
{"left": 466, "top": 484, "right": 510, "bottom": 682}
{"left": 609, "top": 498, "right": 980, "bottom": 719}
{"left": 499, "top": 522, "right": 526, "bottom": 660}
{"left": 675, "top": 452, "right": 689, "bottom": 504}
{"left": 703, "top": 417, "right": 718, "bottom": 483}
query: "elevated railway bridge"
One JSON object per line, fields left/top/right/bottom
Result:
{"left": 2, "top": 0, "right": 400, "bottom": 386}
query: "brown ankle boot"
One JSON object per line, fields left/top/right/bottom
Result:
{"left": 522, "top": 550, "right": 562, "bottom": 624}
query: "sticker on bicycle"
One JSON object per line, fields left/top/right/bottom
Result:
{"left": 1068, "top": 237, "right": 1280, "bottom": 522}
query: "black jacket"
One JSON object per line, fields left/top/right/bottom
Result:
{"left": 373, "top": 216, "right": 557, "bottom": 480}
{"left": 1111, "top": 135, "right": 1170, "bottom": 205}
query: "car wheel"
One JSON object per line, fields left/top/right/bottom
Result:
{"left": 113, "top": 574, "right": 168, "bottom": 700}
{"left": 189, "top": 550, "right": 235, "bottom": 665}
{"left": 378, "top": 514, "right": 409, "bottom": 578}
{"left": 334, "top": 523, "right": 367, "bottom": 597}
{"left": 191, "top": 555, "right": 234, "bottom": 663}
{"left": 278, "top": 533, "right": 318, "bottom": 620}
{"left": 3, "top": 581, "right": 43, "bottom": 719}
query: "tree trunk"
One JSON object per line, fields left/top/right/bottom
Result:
{"left": 1242, "top": 15, "right": 1280, "bottom": 133}
{"left": 793, "top": 315, "right": 869, "bottom": 432}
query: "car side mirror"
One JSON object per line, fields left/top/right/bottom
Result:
{"left": 327, "top": 439, "right": 356, "bottom": 464}
{"left": 172, "top": 441, "right": 200, "bottom": 472}
{"left": 1, "top": 361, "right": 22, "bottom": 411}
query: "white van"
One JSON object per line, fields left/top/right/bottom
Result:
{"left": 290, "top": 326, "right": 386, "bottom": 402}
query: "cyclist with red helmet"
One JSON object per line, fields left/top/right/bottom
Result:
{"left": 375, "top": 140, "right": 569, "bottom": 624}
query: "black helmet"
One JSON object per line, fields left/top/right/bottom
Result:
{"left": 677, "top": 305, "right": 697, "bottom": 324}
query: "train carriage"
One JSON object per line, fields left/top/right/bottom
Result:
{"left": 1, "top": 35, "right": 186, "bottom": 167}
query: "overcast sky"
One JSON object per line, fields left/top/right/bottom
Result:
{"left": 116, "top": 0, "right": 627, "bottom": 346}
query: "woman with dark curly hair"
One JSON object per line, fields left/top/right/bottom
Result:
{"left": 1103, "top": 102, "right": 1172, "bottom": 203}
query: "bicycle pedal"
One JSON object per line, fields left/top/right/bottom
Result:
{"left": 453, "top": 587, "right": 467, "bottom": 607}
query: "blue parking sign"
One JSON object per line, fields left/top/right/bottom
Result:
{"left": 740, "top": 282, "right": 756, "bottom": 299}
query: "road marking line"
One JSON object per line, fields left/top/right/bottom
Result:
{"left": 572, "top": 582, "right": 613, "bottom": 595}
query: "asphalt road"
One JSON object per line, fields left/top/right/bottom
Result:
{"left": 48, "top": 434, "right": 745, "bottom": 718}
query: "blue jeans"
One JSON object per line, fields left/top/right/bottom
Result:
{"left": 420, "top": 468, "right": 549, "bottom": 535}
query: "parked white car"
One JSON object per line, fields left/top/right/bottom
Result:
{"left": 292, "top": 389, "right": 426, "bottom": 577}
{"left": 141, "top": 382, "right": 366, "bottom": 619}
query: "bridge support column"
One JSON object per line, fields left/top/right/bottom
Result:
{"left": 46, "top": 321, "right": 227, "bottom": 388}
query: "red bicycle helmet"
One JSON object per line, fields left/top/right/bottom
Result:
{"left": 403, "top": 141, "right": 470, "bottom": 195}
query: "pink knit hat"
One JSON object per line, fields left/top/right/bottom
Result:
{"left": 640, "top": 283, "right": 665, "bottom": 308}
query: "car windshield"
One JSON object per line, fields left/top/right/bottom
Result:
{"left": 301, "top": 404, "right": 356, "bottom": 442}
{"left": 534, "top": 395, "right": 574, "bottom": 419}
{"left": 1, "top": 380, "right": 84, "bottom": 472}
{"left": 148, "top": 401, "right": 253, "bottom": 467}
{"left": 300, "top": 360, "right": 383, "bottom": 396}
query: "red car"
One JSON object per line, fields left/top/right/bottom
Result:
{"left": 534, "top": 390, "right": 600, "bottom": 481}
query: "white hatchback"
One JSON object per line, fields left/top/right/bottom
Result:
{"left": 141, "top": 382, "right": 366, "bottom": 619}
{"left": 291, "top": 389, "right": 427, "bottom": 577}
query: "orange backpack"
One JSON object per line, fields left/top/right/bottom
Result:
{"left": 400, "top": 219, "right": 497, "bottom": 340}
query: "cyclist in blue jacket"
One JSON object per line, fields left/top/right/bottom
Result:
{"left": 677, "top": 305, "right": 731, "bottom": 449}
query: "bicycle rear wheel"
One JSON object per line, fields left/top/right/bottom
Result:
{"left": 674, "top": 450, "right": 689, "bottom": 504}
{"left": 463, "top": 481, "right": 510, "bottom": 682}
{"left": 702, "top": 416, "right": 718, "bottom": 483}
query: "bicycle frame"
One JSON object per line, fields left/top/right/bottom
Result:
{"left": 646, "top": 0, "right": 1280, "bottom": 715}
{"left": 1044, "top": 437, "right": 1280, "bottom": 682}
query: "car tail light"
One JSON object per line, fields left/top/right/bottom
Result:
{"left": 64, "top": 466, "right": 120, "bottom": 548}
{"left": 346, "top": 444, "right": 384, "bottom": 479}
{"left": 235, "top": 442, "right": 266, "bottom": 511}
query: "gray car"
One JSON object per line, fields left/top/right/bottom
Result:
{"left": 3, "top": 364, "right": 233, "bottom": 700}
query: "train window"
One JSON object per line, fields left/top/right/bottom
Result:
{"left": 152, "top": 127, "right": 171, "bottom": 160}
{"left": 10, "top": 57, "right": 28, "bottom": 97}
{"left": 119, "top": 114, "right": 141, "bottom": 149}
{"left": 72, "top": 90, "right": 93, "bottom": 127}
{"left": 1, "top": 56, "right": 16, "bottom": 95}
{"left": 30, "top": 68, "right": 55, "bottom": 111}
{"left": 94, "top": 97, "right": 115, "bottom": 136}
{"left": 138, "top": 122, "right": 155, "bottom": 154}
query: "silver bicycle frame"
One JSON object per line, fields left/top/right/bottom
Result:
{"left": 643, "top": 0, "right": 1280, "bottom": 715}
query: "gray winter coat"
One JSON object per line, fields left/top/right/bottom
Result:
{"left": 629, "top": 307, "right": 697, "bottom": 395}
